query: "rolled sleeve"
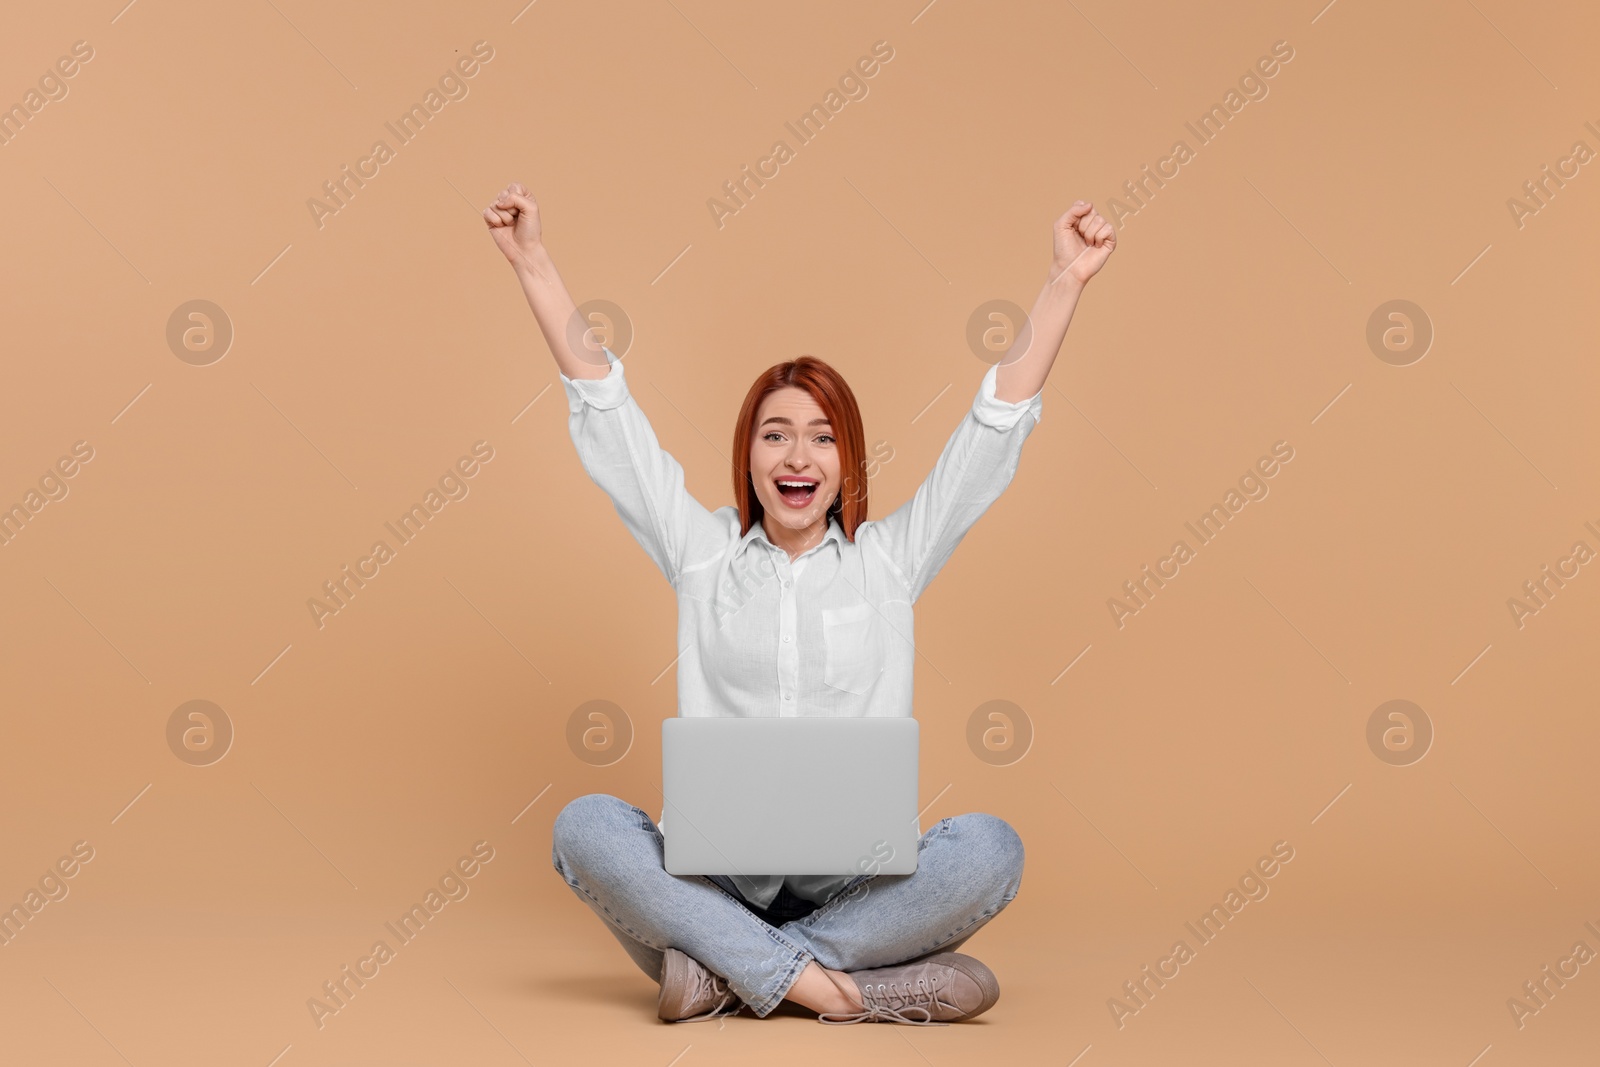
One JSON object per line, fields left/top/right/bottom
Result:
{"left": 972, "top": 360, "right": 1043, "bottom": 431}
{"left": 560, "top": 346, "right": 629, "bottom": 410}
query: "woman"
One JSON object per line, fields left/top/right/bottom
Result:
{"left": 485, "top": 183, "right": 1114, "bottom": 1025}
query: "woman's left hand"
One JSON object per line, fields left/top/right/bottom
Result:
{"left": 1050, "top": 201, "right": 1116, "bottom": 287}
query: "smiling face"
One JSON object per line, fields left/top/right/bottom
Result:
{"left": 749, "top": 385, "right": 841, "bottom": 542}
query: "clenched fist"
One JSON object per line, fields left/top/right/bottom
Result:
{"left": 484, "top": 182, "right": 543, "bottom": 269}
{"left": 1051, "top": 201, "right": 1115, "bottom": 287}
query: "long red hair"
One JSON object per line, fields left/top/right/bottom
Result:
{"left": 732, "top": 356, "right": 867, "bottom": 542}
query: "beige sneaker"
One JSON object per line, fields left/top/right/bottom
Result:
{"left": 658, "top": 947, "right": 742, "bottom": 1022}
{"left": 818, "top": 952, "right": 1000, "bottom": 1025}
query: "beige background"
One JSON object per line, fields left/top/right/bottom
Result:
{"left": 2, "top": 1, "right": 1597, "bottom": 1064}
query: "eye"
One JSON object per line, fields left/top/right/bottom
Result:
{"left": 816, "top": 434, "right": 835, "bottom": 445}
{"left": 763, "top": 431, "right": 786, "bottom": 443}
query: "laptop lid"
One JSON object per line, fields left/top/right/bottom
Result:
{"left": 661, "top": 717, "right": 920, "bottom": 877}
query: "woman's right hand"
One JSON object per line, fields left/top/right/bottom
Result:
{"left": 484, "top": 182, "right": 543, "bottom": 270}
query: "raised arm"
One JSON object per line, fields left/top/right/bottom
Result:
{"left": 867, "top": 201, "right": 1115, "bottom": 603}
{"left": 484, "top": 182, "right": 608, "bottom": 381}
{"left": 994, "top": 200, "right": 1115, "bottom": 402}
{"left": 484, "top": 183, "right": 726, "bottom": 587}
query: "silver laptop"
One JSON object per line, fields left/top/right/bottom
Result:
{"left": 661, "top": 717, "right": 920, "bottom": 877}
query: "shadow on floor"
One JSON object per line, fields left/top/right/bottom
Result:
{"left": 518, "top": 971, "right": 658, "bottom": 1013}
{"left": 512, "top": 972, "right": 823, "bottom": 1023}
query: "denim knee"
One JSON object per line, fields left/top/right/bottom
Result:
{"left": 951, "top": 812, "right": 1024, "bottom": 903}
{"left": 551, "top": 792, "right": 634, "bottom": 877}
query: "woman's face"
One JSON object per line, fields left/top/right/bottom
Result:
{"left": 749, "top": 385, "right": 841, "bottom": 536}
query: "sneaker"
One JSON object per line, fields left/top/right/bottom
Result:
{"left": 658, "top": 947, "right": 742, "bottom": 1022}
{"left": 817, "top": 952, "right": 1000, "bottom": 1025}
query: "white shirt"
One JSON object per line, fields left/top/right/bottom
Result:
{"left": 559, "top": 347, "right": 1043, "bottom": 909}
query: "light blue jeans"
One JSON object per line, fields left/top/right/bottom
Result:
{"left": 550, "top": 792, "right": 1025, "bottom": 1018}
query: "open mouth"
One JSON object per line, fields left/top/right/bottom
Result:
{"left": 774, "top": 476, "right": 819, "bottom": 508}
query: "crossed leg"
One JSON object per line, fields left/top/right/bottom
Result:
{"left": 550, "top": 793, "right": 1024, "bottom": 1018}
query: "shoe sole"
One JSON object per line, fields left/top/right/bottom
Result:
{"left": 658, "top": 947, "right": 692, "bottom": 1021}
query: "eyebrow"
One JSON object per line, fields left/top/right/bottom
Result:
{"left": 759, "top": 416, "right": 832, "bottom": 427}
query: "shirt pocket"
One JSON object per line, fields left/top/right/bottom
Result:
{"left": 820, "top": 602, "right": 887, "bottom": 696}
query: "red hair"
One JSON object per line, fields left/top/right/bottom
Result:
{"left": 732, "top": 356, "right": 867, "bottom": 542}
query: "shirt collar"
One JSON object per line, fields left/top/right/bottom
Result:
{"left": 740, "top": 512, "right": 844, "bottom": 561}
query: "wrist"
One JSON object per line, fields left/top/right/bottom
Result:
{"left": 1043, "top": 263, "right": 1086, "bottom": 295}
{"left": 513, "top": 243, "right": 554, "bottom": 281}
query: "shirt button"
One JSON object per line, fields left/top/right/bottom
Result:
{"left": 781, "top": 580, "right": 789, "bottom": 587}
{"left": 783, "top": 635, "right": 791, "bottom": 642}
{"left": 783, "top": 693, "right": 792, "bottom": 700}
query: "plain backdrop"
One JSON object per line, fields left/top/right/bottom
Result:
{"left": 1, "top": 1, "right": 1596, "bottom": 1064}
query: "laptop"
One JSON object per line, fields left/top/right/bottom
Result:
{"left": 661, "top": 717, "right": 920, "bottom": 877}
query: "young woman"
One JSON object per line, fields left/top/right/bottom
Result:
{"left": 485, "top": 183, "right": 1114, "bottom": 1025}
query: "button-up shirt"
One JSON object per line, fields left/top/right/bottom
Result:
{"left": 559, "top": 347, "right": 1043, "bottom": 910}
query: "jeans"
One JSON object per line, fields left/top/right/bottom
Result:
{"left": 550, "top": 792, "right": 1025, "bottom": 1018}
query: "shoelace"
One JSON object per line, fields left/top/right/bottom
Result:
{"left": 817, "top": 975, "right": 954, "bottom": 1026}
{"left": 677, "top": 966, "right": 738, "bottom": 1022}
